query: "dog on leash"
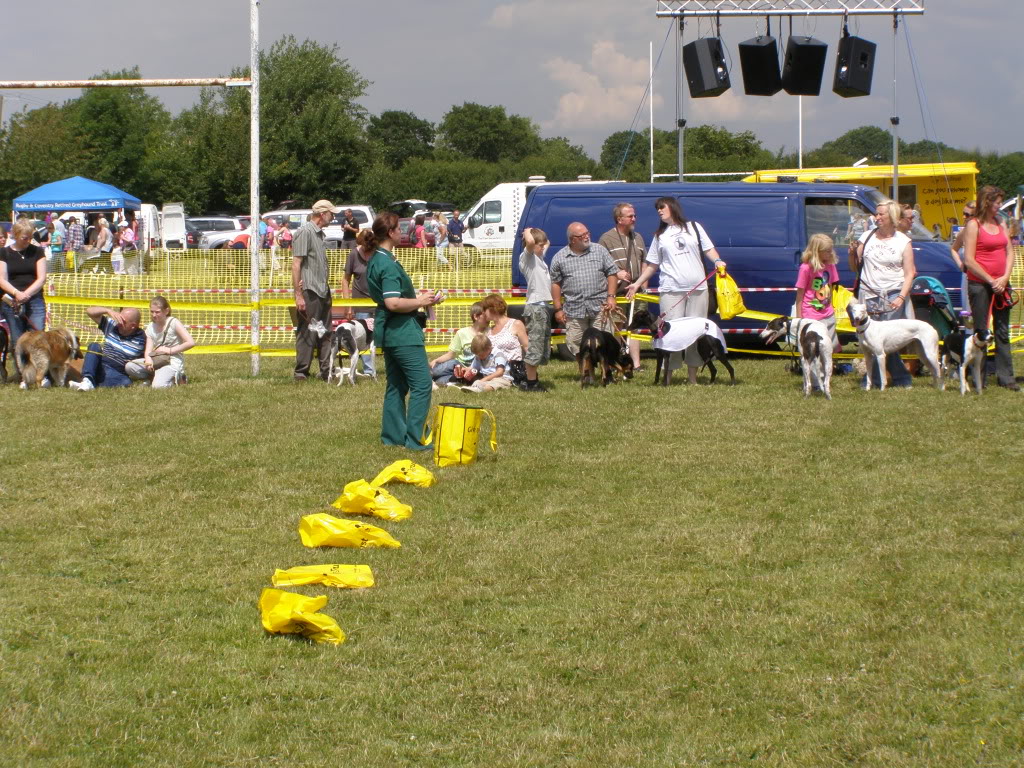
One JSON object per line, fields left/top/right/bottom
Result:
{"left": 327, "top": 319, "right": 376, "bottom": 385}
{"left": 632, "top": 309, "right": 734, "bottom": 386}
{"left": 942, "top": 327, "right": 990, "bottom": 395}
{"left": 0, "top": 323, "right": 9, "bottom": 384}
{"left": 846, "top": 302, "right": 944, "bottom": 391}
{"left": 578, "top": 326, "right": 633, "bottom": 387}
{"left": 14, "top": 328, "right": 81, "bottom": 389}
{"left": 760, "top": 315, "right": 833, "bottom": 400}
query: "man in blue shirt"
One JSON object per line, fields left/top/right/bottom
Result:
{"left": 70, "top": 306, "right": 147, "bottom": 390}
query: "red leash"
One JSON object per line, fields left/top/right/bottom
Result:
{"left": 655, "top": 268, "right": 718, "bottom": 334}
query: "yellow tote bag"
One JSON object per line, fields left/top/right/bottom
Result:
{"left": 432, "top": 402, "right": 497, "bottom": 467}
{"left": 715, "top": 266, "right": 746, "bottom": 321}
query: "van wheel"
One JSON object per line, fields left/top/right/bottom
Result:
{"left": 450, "top": 246, "right": 478, "bottom": 269}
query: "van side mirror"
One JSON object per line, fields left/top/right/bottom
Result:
{"left": 468, "top": 212, "right": 483, "bottom": 229}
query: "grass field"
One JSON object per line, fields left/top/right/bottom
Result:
{"left": 1, "top": 353, "right": 1022, "bottom": 767}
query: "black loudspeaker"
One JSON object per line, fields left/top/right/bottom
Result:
{"left": 738, "top": 35, "right": 782, "bottom": 95}
{"left": 683, "top": 37, "right": 731, "bottom": 98}
{"left": 833, "top": 35, "right": 877, "bottom": 97}
{"left": 782, "top": 36, "right": 828, "bottom": 95}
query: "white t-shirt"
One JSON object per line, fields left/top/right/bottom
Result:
{"left": 645, "top": 222, "right": 715, "bottom": 293}
{"left": 859, "top": 229, "right": 910, "bottom": 296}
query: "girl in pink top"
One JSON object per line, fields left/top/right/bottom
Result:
{"left": 964, "top": 185, "right": 1018, "bottom": 390}
{"left": 794, "top": 233, "right": 842, "bottom": 351}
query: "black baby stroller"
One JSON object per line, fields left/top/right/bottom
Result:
{"left": 910, "top": 276, "right": 958, "bottom": 337}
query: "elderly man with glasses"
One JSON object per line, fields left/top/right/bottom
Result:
{"left": 598, "top": 203, "right": 646, "bottom": 369}
{"left": 549, "top": 222, "right": 629, "bottom": 356}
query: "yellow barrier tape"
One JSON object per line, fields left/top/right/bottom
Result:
{"left": 46, "top": 295, "right": 256, "bottom": 313}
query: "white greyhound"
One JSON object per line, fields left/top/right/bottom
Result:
{"left": 846, "top": 302, "right": 944, "bottom": 391}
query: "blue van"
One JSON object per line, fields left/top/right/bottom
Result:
{"left": 513, "top": 182, "right": 961, "bottom": 332}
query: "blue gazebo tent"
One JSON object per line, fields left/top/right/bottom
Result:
{"left": 12, "top": 176, "right": 141, "bottom": 213}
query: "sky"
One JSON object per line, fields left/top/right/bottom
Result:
{"left": 1, "top": 1, "right": 1019, "bottom": 171}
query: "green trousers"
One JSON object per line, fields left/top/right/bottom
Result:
{"left": 381, "top": 345, "right": 433, "bottom": 449}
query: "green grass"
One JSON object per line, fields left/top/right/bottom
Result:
{"left": 0, "top": 354, "right": 1022, "bottom": 767}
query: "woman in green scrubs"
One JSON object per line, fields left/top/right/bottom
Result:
{"left": 365, "top": 212, "right": 444, "bottom": 450}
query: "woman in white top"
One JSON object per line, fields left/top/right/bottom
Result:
{"left": 851, "top": 198, "right": 916, "bottom": 388}
{"left": 125, "top": 296, "right": 196, "bottom": 388}
{"left": 625, "top": 197, "right": 726, "bottom": 384}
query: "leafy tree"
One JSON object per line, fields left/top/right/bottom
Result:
{"left": 179, "top": 36, "right": 370, "bottom": 212}
{"left": 814, "top": 125, "right": 897, "bottom": 164}
{"left": 437, "top": 103, "right": 541, "bottom": 164}
{"left": 510, "top": 137, "right": 598, "bottom": 181}
{"left": 367, "top": 110, "right": 434, "bottom": 170}
{"left": 600, "top": 130, "right": 647, "bottom": 175}
{"left": 71, "top": 67, "right": 172, "bottom": 201}
{"left": 0, "top": 104, "right": 87, "bottom": 211}
{"left": 977, "top": 152, "right": 1024, "bottom": 196}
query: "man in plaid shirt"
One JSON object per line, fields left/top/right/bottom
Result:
{"left": 66, "top": 216, "right": 85, "bottom": 253}
{"left": 549, "top": 221, "right": 629, "bottom": 356}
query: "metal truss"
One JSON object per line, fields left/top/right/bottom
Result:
{"left": 656, "top": 0, "right": 924, "bottom": 17}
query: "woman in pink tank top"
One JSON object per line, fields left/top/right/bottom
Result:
{"left": 964, "top": 185, "right": 1018, "bottom": 390}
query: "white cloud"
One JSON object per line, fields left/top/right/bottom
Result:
{"left": 542, "top": 41, "right": 664, "bottom": 134}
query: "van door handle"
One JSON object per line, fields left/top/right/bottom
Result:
{"left": 794, "top": 250, "right": 802, "bottom": 265}
{"left": 499, "top": 226, "right": 505, "bottom": 232}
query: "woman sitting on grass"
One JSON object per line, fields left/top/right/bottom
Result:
{"left": 125, "top": 296, "right": 196, "bottom": 388}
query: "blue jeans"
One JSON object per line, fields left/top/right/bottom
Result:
{"left": 354, "top": 311, "right": 376, "bottom": 376}
{"left": 431, "top": 358, "right": 459, "bottom": 384}
{"left": 81, "top": 342, "right": 133, "bottom": 387}
{"left": 1, "top": 294, "right": 46, "bottom": 347}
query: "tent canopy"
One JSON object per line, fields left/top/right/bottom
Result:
{"left": 13, "top": 176, "right": 141, "bottom": 212}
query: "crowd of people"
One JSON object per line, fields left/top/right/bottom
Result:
{"left": 1, "top": 188, "right": 1017, "bottom": 433}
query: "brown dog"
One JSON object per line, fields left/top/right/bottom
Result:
{"left": 15, "top": 328, "right": 81, "bottom": 389}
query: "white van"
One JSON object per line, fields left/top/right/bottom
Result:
{"left": 139, "top": 203, "right": 160, "bottom": 253}
{"left": 161, "top": 203, "right": 187, "bottom": 250}
{"left": 460, "top": 176, "right": 619, "bottom": 252}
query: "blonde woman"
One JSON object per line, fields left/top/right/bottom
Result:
{"left": 125, "top": 296, "right": 196, "bottom": 388}
{"left": 434, "top": 211, "right": 449, "bottom": 265}
{"left": 95, "top": 217, "right": 113, "bottom": 255}
{"left": 851, "top": 198, "right": 915, "bottom": 388}
{"left": 794, "top": 233, "right": 841, "bottom": 351}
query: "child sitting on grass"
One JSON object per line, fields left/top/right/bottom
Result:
{"left": 452, "top": 333, "right": 512, "bottom": 392}
{"left": 429, "top": 301, "right": 487, "bottom": 387}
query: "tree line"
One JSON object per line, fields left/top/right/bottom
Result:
{"left": 1, "top": 35, "right": 1020, "bottom": 216}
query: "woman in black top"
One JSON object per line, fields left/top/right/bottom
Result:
{"left": 0, "top": 219, "right": 48, "bottom": 346}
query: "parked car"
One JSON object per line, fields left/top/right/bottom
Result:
{"left": 397, "top": 217, "right": 436, "bottom": 248}
{"left": 262, "top": 205, "right": 376, "bottom": 248}
{"left": 191, "top": 216, "right": 246, "bottom": 249}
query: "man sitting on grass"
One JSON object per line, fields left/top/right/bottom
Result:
{"left": 70, "top": 306, "right": 147, "bottom": 390}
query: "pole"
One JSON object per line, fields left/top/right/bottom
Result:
{"left": 890, "top": 12, "right": 900, "bottom": 202}
{"left": 649, "top": 41, "right": 655, "bottom": 183}
{"left": 676, "top": 18, "right": 685, "bottom": 181}
{"left": 798, "top": 96, "right": 803, "bottom": 169}
{"left": 249, "top": 0, "right": 261, "bottom": 376}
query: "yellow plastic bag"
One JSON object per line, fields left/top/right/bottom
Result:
{"left": 432, "top": 402, "right": 497, "bottom": 468}
{"left": 715, "top": 266, "right": 747, "bottom": 321}
{"left": 299, "top": 513, "right": 402, "bottom": 549}
{"left": 259, "top": 588, "right": 345, "bottom": 645}
{"left": 330, "top": 479, "right": 412, "bottom": 521}
{"left": 370, "top": 460, "right": 436, "bottom": 488}
{"left": 831, "top": 283, "right": 856, "bottom": 332}
{"left": 272, "top": 564, "right": 374, "bottom": 589}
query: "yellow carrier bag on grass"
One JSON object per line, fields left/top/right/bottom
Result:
{"left": 370, "top": 460, "right": 436, "bottom": 488}
{"left": 299, "top": 513, "right": 401, "bottom": 549}
{"left": 330, "top": 479, "right": 412, "bottom": 521}
{"left": 259, "top": 588, "right": 345, "bottom": 645}
{"left": 432, "top": 402, "right": 498, "bottom": 468}
{"left": 272, "top": 564, "right": 375, "bottom": 589}
{"left": 715, "top": 266, "right": 746, "bottom": 321}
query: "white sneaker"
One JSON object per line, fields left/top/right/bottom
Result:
{"left": 432, "top": 382, "right": 439, "bottom": 391}
{"left": 446, "top": 382, "right": 461, "bottom": 388}
{"left": 41, "top": 378, "right": 51, "bottom": 388}
{"left": 19, "top": 381, "right": 27, "bottom": 390}
{"left": 70, "top": 379, "right": 94, "bottom": 391}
